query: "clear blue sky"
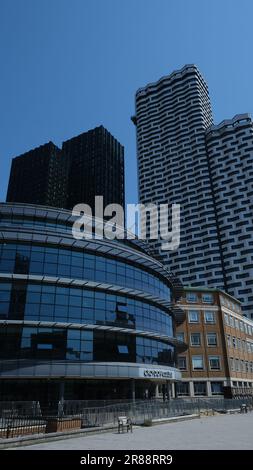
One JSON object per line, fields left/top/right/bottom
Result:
{"left": 1, "top": 0, "right": 253, "bottom": 205}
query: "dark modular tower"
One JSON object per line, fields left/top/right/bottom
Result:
{"left": 6, "top": 142, "right": 68, "bottom": 208}
{"left": 63, "top": 125, "right": 125, "bottom": 212}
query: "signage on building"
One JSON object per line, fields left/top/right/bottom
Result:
{"left": 139, "top": 368, "right": 174, "bottom": 379}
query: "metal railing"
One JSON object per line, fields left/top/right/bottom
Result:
{"left": 0, "top": 397, "right": 252, "bottom": 439}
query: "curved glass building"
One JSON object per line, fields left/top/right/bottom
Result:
{"left": 0, "top": 203, "right": 186, "bottom": 402}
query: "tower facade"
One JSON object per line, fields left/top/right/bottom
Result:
{"left": 63, "top": 125, "right": 125, "bottom": 212}
{"left": 6, "top": 126, "right": 125, "bottom": 214}
{"left": 206, "top": 114, "right": 253, "bottom": 318}
{"left": 134, "top": 65, "right": 224, "bottom": 289}
{"left": 6, "top": 142, "right": 67, "bottom": 208}
{"left": 134, "top": 65, "right": 253, "bottom": 319}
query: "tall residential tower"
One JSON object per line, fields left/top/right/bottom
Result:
{"left": 133, "top": 65, "right": 253, "bottom": 319}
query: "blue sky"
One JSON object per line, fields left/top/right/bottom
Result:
{"left": 1, "top": 0, "right": 253, "bottom": 205}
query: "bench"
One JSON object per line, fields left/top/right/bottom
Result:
{"left": 117, "top": 416, "right": 133, "bottom": 433}
{"left": 240, "top": 404, "right": 248, "bottom": 414}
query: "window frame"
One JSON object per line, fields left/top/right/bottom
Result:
{"left": 192, "top": 355, "right": 204, "bottom": 370}
{"left": 209, "top": 355, "right": 221, "bottom": 371}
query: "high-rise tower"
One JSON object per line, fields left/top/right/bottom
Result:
{"left": 133, "top": 65, "right": 253, "bottom": 319}
{"left": 206, "top": 114, "right": 253, "bottom": 318}
{"left": 63, "top": 125, "right": 125, "bottom": 213}
{"left": 6, "top": 142, "right": 67, "bottom": 208}
{"left": 6, "top": 126, "right": 125, "bottom": 214}
{"left": 133, "top": 65, "right": 224, "bottom": 289}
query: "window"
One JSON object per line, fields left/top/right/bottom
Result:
{"left": 186, "top": 292, "right": 198, "bottom": 303}
{"left": 207, "top": 333, "right": 217, "bottom": 346}
{"left": 240, "top": 321, "right": 244, "bottom": 332}
{"left": 117, "top": 345, "right": 129, "bottom": 354}
{"left": 230, "top": 357, "right": 234, "bottom": 371}
{"left": 190, "top": 333, "right": 201, "bottom": 346}
{"left": 192, "top": 355, "right": 204, "bottom": 370}
{"left": 211, "top": 382, "right": 223, "bottom": 395}
{"left": 202, "top": 293, "right": 213, "bottom": 304}
{"left": 232, "top": 337, "right": 237, "bottom": 348}
{"left": 176, "top": 332, "right": 185, "bottom": 342}
{"left": 204, "top": 311, "right": 216, "bottom": 324}
{"left": 209, "top": 356, "right": 221, "bottom": 370}
{"left": 193, "top": 382, "right": 207, "bottom": 396}
{"left": 224, "top": 313, "right": 229, "bottom": 326}
{"left": 235, "top": 319, "right": 239, "bottom": 330}
{"left": 176, "top": 382, "right": 189, "bottom": 396}
{"left": 227, "top": 335, "right": 231, "bottom": 347}
{"left": 235, "top": 358, "right": 240, "bottom": 371}
{"left": 230, "top": 316, "right": 235, "bottom": 328}
{"left": 188, "top": 310, "right": 199, "bottom": 323}
{"left": 178, "top": 356, "right": 187, "bottom": 370}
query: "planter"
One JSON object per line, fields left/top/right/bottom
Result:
{"left": 45, "top": 417, "right": 81, "bottom": 433}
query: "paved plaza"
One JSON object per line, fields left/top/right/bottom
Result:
{"left": 15, "top": 413, "right": 253, "bottom": 450}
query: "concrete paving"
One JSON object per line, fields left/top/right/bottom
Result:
{"left": 13, "top": 413, "right": 253, "bottom": 450}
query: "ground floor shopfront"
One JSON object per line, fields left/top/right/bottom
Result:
{"left": 176, "top": 378, "right": 253, "bottom": 397}
{"left": 0, "top": 363, "right": 181, "bottom": 403}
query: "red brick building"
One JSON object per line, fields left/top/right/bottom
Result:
{"left": 176, "top": 288, "right": 253, "bottom": 397}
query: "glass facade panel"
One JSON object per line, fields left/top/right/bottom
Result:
{"left": 0, "top": 241, "right": 170, "bottom": 300}
{"left": 0, "top": 326, "right": 176, "bottom": 367}
{"left": 0, "top": 281, "right": 173, "bottom": 337}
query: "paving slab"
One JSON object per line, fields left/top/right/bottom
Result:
{"left": 12, "top": 413, "right": 253, "bottom": 450}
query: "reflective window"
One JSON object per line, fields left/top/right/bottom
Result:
{"left": 0, "top": 242, "right": 170, "bottom": 300}
{"left": 190, "top": 333, "right": 201, "bottom": 346}
{"left": 188, "top": 310, "right": 199, "bottom": 323}
{"left": 176, "top": 382, "right": 189, "bottom": 396}
{"left": 0, "top": 282, "right": 173, "bottom": 338}
{"left": 204, "top": 311, "right": 216, "bottom": 324}
{"left": 178, "top": 356, "right": 187, "bottom": 370}
{"left": 202, "top": 293, "right": 213, "bottom": 304}
{"left": 209, "top": 356, "right": 221, "bottom": 370}
{"left": 186, "top": 292, "right": 198, "bottom": 303}
{"left": 176, "top": 332, "right": 184, "bottom": 342}
{"left": 0, "top": 326, "right": 176, "bottom": 367}
{"left": 206, "top": 333, "right": 217, "bottom": 347}
{"left": 192, "top": 355, "right": 204, "bottom": 370}
{"left": 194, "top": 382, "right": 207, "bottom": 396}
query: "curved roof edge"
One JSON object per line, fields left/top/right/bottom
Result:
{"left": 135, "top": 64, "right": 201, "bottom": 96}
{"left": 0, "top": 202, "right": 183, "bottom": 301}
{"left": 206, "top": 113, "right": 252, "bottom": 135}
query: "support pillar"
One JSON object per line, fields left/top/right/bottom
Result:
{"left": 131, "top": 379, "right": 136, "bottom": 402}
{"left": 59, "top": 381, "right": 65, "bottom": 403}
{"left": 155, "top": 384, "right": 160, "bottom": 398}
{"left": 189, "top": 381, "right": 194, "bottom": 397}
{"left": 58, "top": 381, "right": 65, "bottom": 417}
{"left": 206, "top": 381, "right": 212, "bottom": 397}
{"left": 166, "top": 381, "right": 171, "bottom": 400}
